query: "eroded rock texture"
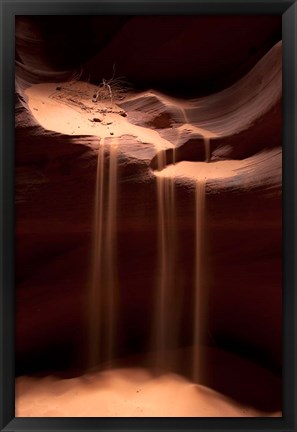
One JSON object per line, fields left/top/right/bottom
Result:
{"left": 15, "top": 16, "right": 282, "bottom": 412}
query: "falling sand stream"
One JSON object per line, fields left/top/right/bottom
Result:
{"left": 154, "top": 148, "right": 178, "bottom": 371}
{"left": 88, "top": 107, "right": 210, "bottom": 381}
{"left": 154, "top": 127, "right": 209, "bottom": 381}
{"left": 89, "top": 138, "right": 119, "bottom": 369}
{"left": 193, "top": 178, "right": 206, "bottom": 382}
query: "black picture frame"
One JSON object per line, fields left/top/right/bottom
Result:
{"left": 1, "top": 1, "right": 296, "bottom": 431}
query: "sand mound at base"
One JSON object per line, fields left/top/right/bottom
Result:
{"left": 16, "top": 368, "right": 281, "bottom": 417}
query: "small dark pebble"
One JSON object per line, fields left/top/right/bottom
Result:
{"left": 110, "top": 132, "right": 114, "bottom": 135}
{"left": 56, "top": 87, "right": 62, "bottom": 91}
{"left": 120, "top": 112, "right": 127, "bottom": 117}
{"left": 93, "top": 118, "right": 101, "bottom": 122}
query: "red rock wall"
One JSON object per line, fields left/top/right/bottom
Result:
{"left": 15, "top": 18, "right": 282, "bottom": 405}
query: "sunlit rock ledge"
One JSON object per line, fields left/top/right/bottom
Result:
{"left": 15, "top": 33, "right": 282, "bottom": 416}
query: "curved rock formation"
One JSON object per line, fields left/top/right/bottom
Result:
{"left": 84, "top": 15, "right": 281, "bottom": 96}
{"left": 16, "top": 16, "right": 281, "bottom": 94}
{"left": 15, "top": 22, "right": 282, "bottom": 414}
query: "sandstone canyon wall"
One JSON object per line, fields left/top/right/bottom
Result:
{"left": 15, "top": 16, "right": 282, "bottom": 412}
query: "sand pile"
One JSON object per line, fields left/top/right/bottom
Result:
{"left": 15, "top": 368, "right": 281, "bottom": 417}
